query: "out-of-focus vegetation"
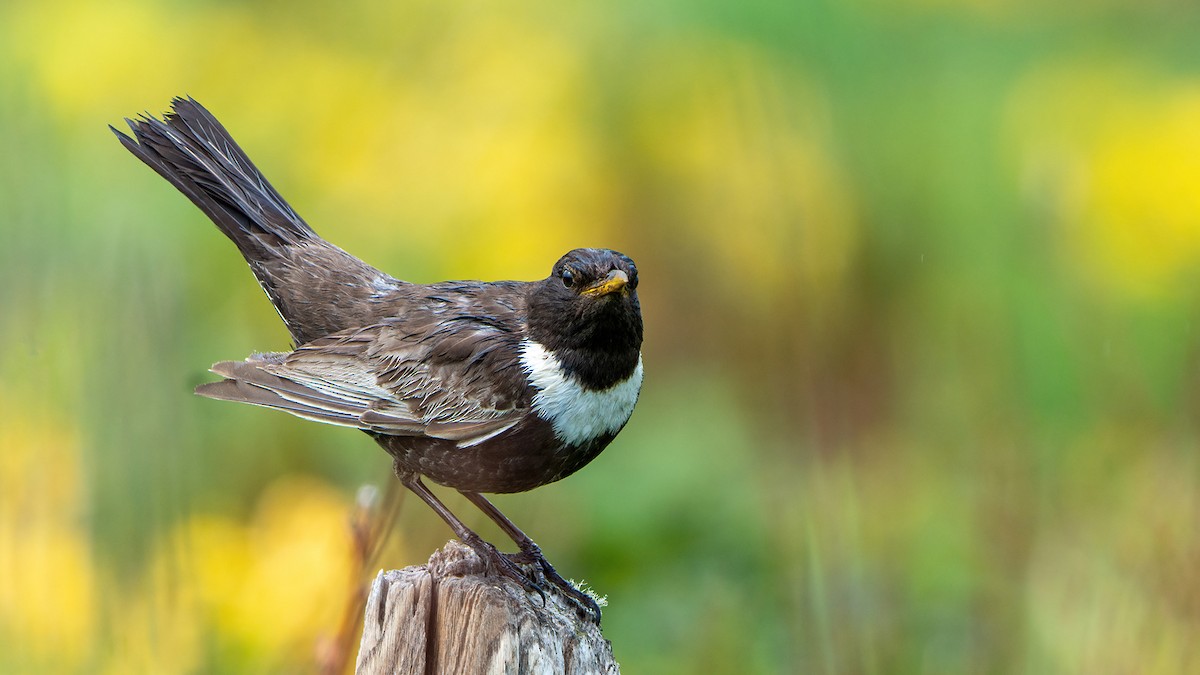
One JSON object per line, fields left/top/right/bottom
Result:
{"left": 3, "top": 0, "right": 1200, "bottom": 672}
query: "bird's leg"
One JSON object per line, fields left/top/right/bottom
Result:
{"left": 394, "top": 468, "right": 544, "bottom": 600}
{"left": 460, "top": 490, "right": 603, "bottom": 623}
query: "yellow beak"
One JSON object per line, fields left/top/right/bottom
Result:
{"left": 581, "top": 269, "right": 629, "bottom": 297}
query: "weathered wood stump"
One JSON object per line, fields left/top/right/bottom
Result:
{"left": 355, "top": 541, "right": 620, "bottom": 674}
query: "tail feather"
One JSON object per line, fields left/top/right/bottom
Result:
{"left": 115, "top": 97, "right": 403, "bottom": 345}
{"left": 112, "top": 96, "right": 316, "bottom": 259}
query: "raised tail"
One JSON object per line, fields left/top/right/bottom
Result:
{"left": 114, "top": 97, "right": 402, "bottom": 344}
{"left": 112, "top": 96, "right": 318, "bottom": 260}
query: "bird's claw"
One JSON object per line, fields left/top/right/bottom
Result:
{"left": 461, "top": 533, "right": 548, "bottom": 604}
{"left": 460, "top": 535, "right": 600, "bottom": 622}
{"left": 520, "top": 541, "right": 603, "bottom": 623}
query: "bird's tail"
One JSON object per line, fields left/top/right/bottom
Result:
{"left": 114, "top": 97, "right": 397, "bottom": 344}
{"left": 112, "top": 96, "right": 318, "bottom": 262}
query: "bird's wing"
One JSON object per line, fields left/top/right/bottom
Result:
{"left": 196, "top": 321, "right": 529, "bottom": 447}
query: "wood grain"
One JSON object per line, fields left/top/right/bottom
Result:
{"left": 356, "top": 541, "right": 620, "bottom": 674}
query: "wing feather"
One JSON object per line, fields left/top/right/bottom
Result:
{"left": 195, "top": 320, "right": 529, "bottom": 446}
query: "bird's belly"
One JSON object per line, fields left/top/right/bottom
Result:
{"left": 378, "top": 418, "right": 615, "bottom": 494}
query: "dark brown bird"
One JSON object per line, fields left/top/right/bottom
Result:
{"left": 112, "top": 97, "right": 643, "bottom": 621}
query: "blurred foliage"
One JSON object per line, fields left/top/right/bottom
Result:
{"left": 3, "top": 0, "right": 1200, "bottom": 672}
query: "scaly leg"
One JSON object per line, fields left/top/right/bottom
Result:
{"left": 394, "top": 468, "right": 544, "bottom": 601}
{"left": 460, "top": 490, "right": 602, "bottom": 622}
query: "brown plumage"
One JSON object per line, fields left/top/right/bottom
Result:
{"left": 113, "top": 97, "right": 644, "bottom": 621}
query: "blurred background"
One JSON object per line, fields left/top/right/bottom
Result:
{"left": 3, "top": 0, "right": 1200, "bottom": 672}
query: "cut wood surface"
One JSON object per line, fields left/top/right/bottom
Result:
{"left": 356, "top": 541, "right": 620, "bottom": 675}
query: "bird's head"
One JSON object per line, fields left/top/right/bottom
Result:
{"left": 526, "top": 249, "right": 643, "bottom": 383}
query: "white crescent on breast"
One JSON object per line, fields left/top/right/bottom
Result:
{"left": 518, "top": 339, "right": 643, "bottom": 446}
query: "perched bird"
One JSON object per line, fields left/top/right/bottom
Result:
{"left": 112, "top": 97, "right": 643, "bottom": 621}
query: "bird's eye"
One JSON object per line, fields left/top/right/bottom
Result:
{"left": 561, "top": 268, "right": 575, "bottom": 287}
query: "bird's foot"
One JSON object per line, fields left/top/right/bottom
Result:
{"left": 517, "top": 541, "right": 603, "bottom": 624}
{"left": 460, "top": 532, "right": 548, "bottom": 606}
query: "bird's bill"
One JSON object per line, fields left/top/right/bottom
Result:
{"left": 581, "top": 269, "right": 629, "bottom": 297}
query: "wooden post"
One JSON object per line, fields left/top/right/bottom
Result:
{"left": 355, "top": 541, "right": 620, "bottom": 674}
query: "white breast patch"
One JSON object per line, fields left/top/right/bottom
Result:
{"left": 519, "top": 340, "right": 643, "bottom": 446}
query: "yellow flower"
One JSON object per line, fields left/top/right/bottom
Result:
{"left": 0, "top": 397, "right": 96, "bottom": 672}
{"left": 166, "top": 477, "right": 355, "bottom": 670}
{"left": 1008, "top": 62, "right": 1200, "bottom": 301}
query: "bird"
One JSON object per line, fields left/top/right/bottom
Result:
{"left": 112, "top": 97, "right": 643, "bottom": 621}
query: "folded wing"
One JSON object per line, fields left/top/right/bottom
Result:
{"left": 196, "top": 322, "right": 527, "bottom": 448}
